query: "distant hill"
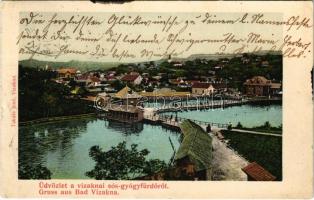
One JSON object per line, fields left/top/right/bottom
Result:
{"left": 19, "top": 59, "right": 120, "bottom": 72}
{"left": 184, "top": 54, "right": 235, "bottom": 61}
{"left": 19, "top": 51, "right": 282, "bottom": 72}
{"left": 175, "top": 51, "right": 282, "bottom": 61}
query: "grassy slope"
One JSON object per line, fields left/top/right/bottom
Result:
{"left": 222, "top": 130, "right": 282, "bottom": 180}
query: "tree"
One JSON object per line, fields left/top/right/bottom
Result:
{"left": 19, "top": 66, "right": 93, "bottom": 121}
{"left": 19, "top": 164, "right": 52, "bottom": 179}
{"left": 227, "top": 122, "right": 232, "bottom": 130}
{"left": 263, "top": 121, "right": 271, "bottom": 129}
{"left": 40, "top": 92, "right": 57, "bottom": 117}
{"left": 236, "top": 122, "right": 243, "bottom": 128}
{"left": 86, "top": 142, "right": 167, "bottom": 180}
{"left": 111, "top": 80, "right": 125, "bottom": 91}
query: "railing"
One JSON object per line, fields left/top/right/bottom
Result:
{"left": 153, "top": 99, "right": 246, "bottom": 113}
{"left": 97, "top": 99, "right": 247, "bottom": 113}
{"left": 158, "top": 114, "right": 229, "bottom": 128}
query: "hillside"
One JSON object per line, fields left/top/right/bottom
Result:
{"left": 19, "top": 51, "right": 282, "bottom": 73}
{"left": 19, "top": 59, "right": 120, "bottom": 72}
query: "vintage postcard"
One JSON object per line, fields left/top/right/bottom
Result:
{"left": 0, "top": 1, "right": 313, "bottom": 198}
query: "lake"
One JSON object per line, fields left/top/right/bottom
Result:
{"left": 19, "top": 104, "right": 282, "bottom": 179}
{"left": 19, "top": 119, "right": 181, "bottom": 179}
{"left": 168, "top": 104, "right": 282, "bottom": 128}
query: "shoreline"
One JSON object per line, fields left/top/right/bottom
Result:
{"left": 19, "top": 99, "right": 282, "bottom": 127}
{"left": 19, "top": 113, "right": 96, "bottom": 126}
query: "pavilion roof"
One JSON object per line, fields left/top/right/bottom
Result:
{"left": 175, "top": 120, "right": 212, "bottom": 172}
{"left": 114, "top": 86, "right": 142, "bottom": 99}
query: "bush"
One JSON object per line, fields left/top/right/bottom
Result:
{"left": 227, "top": 124, "right": 232, "bottom": 130}
{"left": 19, "top": 164, "right": 52, "bottom": 179}
{"left": 236, "top": 122, "right": 243, "bottom": 129}
{"left": 86, "top": 142, "right": 167, "bottom": 180}
{"left": 263, "top": 121, "right": 271, "bottom": 129}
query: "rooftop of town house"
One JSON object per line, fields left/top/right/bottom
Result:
{"left": 139, "top": 88, "right": 191, "bottom": 97}
{"left": 212, "top": 82, "right": 228, "bottom": 89}
{"left": 175, "top": 120, "right": 212, "bottom": 172}
{"left": 106, "top": 75, "right": 117, "bottom": 80}
{"left": 57, "top": 68, "right": 78, "bottom": 74}
{"left": 241, "top": 162, "right": 276, "bottom": 181}
{"left": 121, "top": 74, "right": 141, "bottom": 82}
{"left": 244, "top": 76, "right": 272, "bottom": 85}
{"left": 114, "top": 86, "right": 142, "bottom": 99}
{"left": 89, "top": 76, "right": 100, "bottom": 83}
{"left": 76, "top": 74, "right": 90, "bottom": 81}
{"left": 97, "top": 92, "right": 109, "bottom": 98}
{"left": 185, "top": 80, "right": 200, "bottom": 84}
{"left": 192, "top": 82, "right": 213, "bottom": 89}
{"left": 108, "top": 104, "right": 143, "bottom": 113}
{"left": 153, "top": 88, "right": 174, "bottom": 93}
{"left": 270, "top": 83, "right": 282, "bottom": 89}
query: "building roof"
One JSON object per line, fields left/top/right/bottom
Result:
{"left": 108, "top": 104, "right": 142, "bottom": 113}
{"left": 76, "top": 74, "right": 89, "bottom": 81}
{"left": 114, "top": 86, "right": 142, "bottom": 99}
{"left": 212, "top": 82, "right": 228, "bottom": 89}
{"left": 140, "top": 91, "right": 190, "bottom": 97}
{"left": 192, "top": 82, "right": 213, "bottom": 89}
{"left": 169, "top": 79, "right": 182, "bottom": 85}
{"left": 175, "top": 120, "right": 212, "bottom": 172}
{"left": 90, "top": 76, "right": 100, "bottom": 82}
{"left": 57, "top": 68, "right": 77, "bottom": 74}
{"left": 98, "top": 92, "right": 109, "bottom": 98}
{"left": 121, "top": 74, "right": 140, "bottom": 82}
{"left": 242, "top": 162, "right": 276, "bottom": 181}
{"left": 244, "top": 76, "right": 272, "bottom": 86}
{"left": 186, "top": 80, "right": 200, "bottom": 84}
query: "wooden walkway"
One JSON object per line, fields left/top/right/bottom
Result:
{"left": 159, "top": 114, "right": 229, "bottom": 129}
{"left": 154, "top": 99, "right": 246, "bottom": 113}
{"left": 144, "top": 114, "right": 229, "bottom": 132}
{"left": 144, "top": 114, "right": 282, "bottom": 137}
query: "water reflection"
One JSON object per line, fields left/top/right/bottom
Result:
{"left": 19, "top": 118, "right": 181, "bottom": 179}
{"left": 19, "top": 118, "right": 94, "bottom": 167}
{"left": 106, "top": 120, "right": 144, "bottom": 134}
